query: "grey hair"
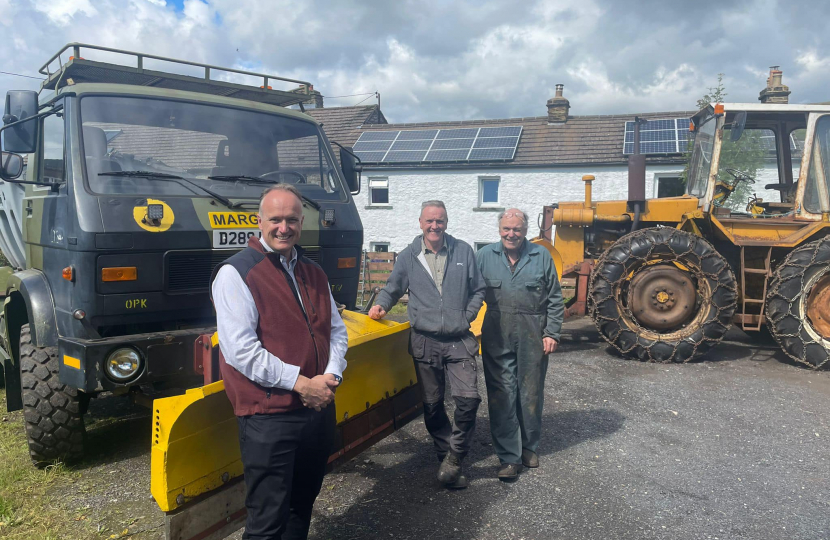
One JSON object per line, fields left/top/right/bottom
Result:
{"left": 259, "top": 184, "right": 303, "bottom": 213}
{"left": 420, "top": 200, "right": 447, "bottom": 217}
{"left": 498, "top": 209, "right": 529, "bottom": 229}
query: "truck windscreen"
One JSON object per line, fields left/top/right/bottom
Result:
{"left": 79, "top": 95, "right": 346, "bottom": 201}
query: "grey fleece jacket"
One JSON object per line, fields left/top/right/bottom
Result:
{"left": 375, "top": 234, "right": 486, "bottom": 337}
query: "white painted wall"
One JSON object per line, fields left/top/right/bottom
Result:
{"left": 353, "top": 164, "right": 687, "bottom": 252}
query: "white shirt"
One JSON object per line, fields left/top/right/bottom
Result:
{"left": 212, "top": 237, "right": 348, "bottom": 390}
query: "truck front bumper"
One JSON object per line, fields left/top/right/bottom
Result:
{"left": 58, "top": 327, "right": 215, "bottom": 392}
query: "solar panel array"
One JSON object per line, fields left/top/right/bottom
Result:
{"left": 623, "top": 118, "right": 691, "bottom": 155}
{"left": 353, "top": 126, "right": 522, "bottom": 163}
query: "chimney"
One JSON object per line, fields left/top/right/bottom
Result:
{"left": 547, "top": 84, "right": 570, "bottom": 123}
{"left": 759, "top": 66, "right": 790, "bottom": 104}
{"left": 293, "top": 84, "right": 324, "bottom": 108}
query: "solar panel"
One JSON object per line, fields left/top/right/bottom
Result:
{"left": 384, "top": 150, "right": 427, "bottom": 162}
{"left": 470, "top": 148, "right": 515, "bottom": 160}
{"left": 354, "top": 126, "right": 522, "bottom": 163}
{"left": 358, "top": 131, "right": 400, "bottom": 142}
{"left": 622, "top": 118, "right": 690, "bottom": 155}
{"left": 426, "top": 149, "right": 470, "bottom": 161}
{"left": 397, "top": 130, "right": 438, "bottom": 140}
{"left": 431, "top": 138, "right": 474, "bottom": 150}
{"left": 437, "top": 128, "right": 479, "bottom": 139}
{"left": 353, "top": 140, "right": 394, "bottom": 152}
{"left": 390, "top": 140, "right": 433, "bottom": 151}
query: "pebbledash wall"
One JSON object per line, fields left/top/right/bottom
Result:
{"left": 353, "top": 164, "right": 789, "bottom": 253}
{"left": 353, "top": 164, "right": 683, "bottom": 253}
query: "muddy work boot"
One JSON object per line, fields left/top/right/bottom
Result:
{"left": 446, "top": 474, "right": 469, "bottom": 490}
{"left": 521, "top": 449, "right": 539, "bottom": 468}
{"left": 497, "top": 463, "right": 523, "bottom": 482}
{"left": 437, "top": 452, "right": 462, "bottom": 485}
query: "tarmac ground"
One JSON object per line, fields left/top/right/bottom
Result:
{"left": 306, "top": 317, "right": 830, "bottom": 540}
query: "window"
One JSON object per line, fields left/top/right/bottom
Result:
{"left": 804, "top": 116, "right": 830, "bottom": 214}
{"left": 475, "top": 242, "right": 491, "bottom": 252}
{"left": 41, "top": 112, "right": 65, "bottom": 183}
{"left": 479, "top": 177, "right": 500, "bottom": 206}
{"left": 369, "top": 178, "right": 389, "bottom": 205}
{"left": 370, "top": 242, "right": 390, "bottom": 253}
{"left": 654, "top": 174, "right": 684, "bottom": 198}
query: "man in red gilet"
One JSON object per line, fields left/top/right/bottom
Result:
{"left": 211, "top": 184, "right": 348, "bottom": 539}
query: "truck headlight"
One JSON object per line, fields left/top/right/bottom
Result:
{"left": 105, "top": 348, "right": 142, "bottom": 382}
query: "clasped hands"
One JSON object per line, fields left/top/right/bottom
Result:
{"left": 293, "top": 374, "right": 340, "bottom": 412}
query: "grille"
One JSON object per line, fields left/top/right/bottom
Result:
{"left": 165, "top": 248, "right": 321, "bottom": 293}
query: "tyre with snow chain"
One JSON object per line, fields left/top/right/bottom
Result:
{"left": 19, "top": 324, "right": 86, "bottom": 465}
{"left": 589, "top": 227, "right": 738, "bottom": 363}
{"left": 766, "top": 237, "right": 830, "bottom": 369}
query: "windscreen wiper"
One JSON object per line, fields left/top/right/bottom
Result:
{"left": 99, "top": 171, "right": 234, "bottom": 209}
{"left": 208, "top": 175, "right": 321, "bottom": 210}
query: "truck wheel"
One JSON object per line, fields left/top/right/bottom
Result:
{"left": 766, "top": 237, "right": 830, "bottom": 369}
{"left": 19, "top": 324, "right": 86, "bottom": 465}
{"left": 589, "top": 228, "right": 737, "bottom": 363}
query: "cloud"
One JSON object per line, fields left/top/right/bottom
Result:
{"left": 1, "top": 0, "right": 829, "bottom": 123}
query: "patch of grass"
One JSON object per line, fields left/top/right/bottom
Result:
{"left": 0, "top": 389, "right": 100, "bottom": 539}
{"left": 388, "top": 303, "right": 408, "bottom": 315}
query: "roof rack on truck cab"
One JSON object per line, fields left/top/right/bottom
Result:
{"left": 39, "top": 42, "right": 314, "bottom": 108}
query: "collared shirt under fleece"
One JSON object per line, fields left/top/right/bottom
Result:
{"left": 212, "top": 237, "right": 348, "bottom": 391}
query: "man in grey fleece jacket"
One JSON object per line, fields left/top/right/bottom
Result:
{"left": 369, "top": 201, "right": 485, "bottom": 489}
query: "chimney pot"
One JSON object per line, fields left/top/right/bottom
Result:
{"left": 547, "top": 84, "right": 570, "bottom": 123}
{"left": 759, "top": 66, "right": 790, "bottom": 104}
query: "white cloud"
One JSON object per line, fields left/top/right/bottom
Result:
{"left": 32, "top": 0, "right": 98, "bottom": 26}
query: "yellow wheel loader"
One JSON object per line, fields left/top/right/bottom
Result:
{"left": 540, "top": 98, "right": 830, "bottom": 370}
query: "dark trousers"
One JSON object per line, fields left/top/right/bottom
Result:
{"left": 238, "top": 405, "right": 336, "bottom": 540}
{"left": 414, "top": 334, "right": 481, "bottom": 460}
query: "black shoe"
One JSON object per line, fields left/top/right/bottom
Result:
{"left": 437, "top": 453, "right": 462, "bottom": 485}
{"left": 497, "top": 463, "right": 523, "bottom": 481}
{"left": 446, "top": 474, "right": 469, "bottom": 490}
{"left": 521, "top": 449, "right": 539, "bottom": 468}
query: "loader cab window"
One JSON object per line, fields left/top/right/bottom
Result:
{"left": 686, "top": 116, "right": 716, "bottom": 197}
{"left": 41, "top": 111, "right": 65, "bottom": 183}
{"left": 803, "top": 116, "right": 830, "bottom": 214}
{"left": 715, "top": 127, "right": 775, "bottom": 213}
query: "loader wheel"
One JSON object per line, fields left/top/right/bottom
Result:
{"left": 19, "top": 324, "right": 86, "bottom": 465}
{"left": 589, "top": 228, "right": 738, "bottom": 362}
{"left": 766, "top": 237, "right": 830, "bottom": 369}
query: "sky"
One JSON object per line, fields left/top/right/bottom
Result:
{"left": 1, "top": 0, "right": 829, "bottom": 124}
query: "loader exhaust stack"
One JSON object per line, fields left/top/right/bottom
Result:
{"left": 628, "top": 116, "right": 647, "bottom": 231}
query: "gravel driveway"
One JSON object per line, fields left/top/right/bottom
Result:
{"left": 61, "top": 317, "right": 830, "bottom": 540}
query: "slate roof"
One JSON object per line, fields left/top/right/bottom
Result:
{"left": 340, "top": 110, "right": 698, "bottom": 169}
{"left": 305, "top": 105, "right": 387, "bottom": 144}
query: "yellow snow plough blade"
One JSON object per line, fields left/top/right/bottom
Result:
{"left": 150, "top": 310, "right": 415, "bottom": 514}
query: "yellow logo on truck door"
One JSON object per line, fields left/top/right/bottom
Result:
{"left": 208, "top": 212, "right": 259, "bottom": 228}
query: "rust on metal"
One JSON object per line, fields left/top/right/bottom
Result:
{"left": 806, "top": 274, "right": 830, "bottom": 339}
{"left": 629, "top": 265, "right": 696, "bottom": 331}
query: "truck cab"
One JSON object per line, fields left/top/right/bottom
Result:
{"left": 0, "top": 43, "right": 363, "bottom": 463}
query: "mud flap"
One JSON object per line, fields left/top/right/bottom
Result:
{"left": 152, "top": 311, "right": 418, "bottom": 539}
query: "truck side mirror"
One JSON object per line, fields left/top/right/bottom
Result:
{"left": 730, "top": 111, "right": 747, "bottom": 142}
{"left": 3, "top": 91, "right": 39, "bottom": 154}
{"left": 340, "top": 146, "right": 362, "bottom": 194}
{"left": 0, "top": 151, "right": 23, "bottom": 180}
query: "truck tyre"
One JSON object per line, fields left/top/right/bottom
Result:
{"left": 589, "top": 228, "right": 737, "bottom": 363}
{"left": 19, "top": 324, "right": 85, "bottom": 465}
{"left": 766, "top": 237, "right": 830, "bottom": 369}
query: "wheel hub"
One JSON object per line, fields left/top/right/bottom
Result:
{"left": 806, "top": 273, "right": 830, "bottom": 339}
{"left": 629, "top": 265, "right": 696, "bottom": 331}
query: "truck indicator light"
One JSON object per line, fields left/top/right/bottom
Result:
{"left": 102, "top": 267, "right": 137, "bottom": 282}
{"left": 62, "top": 266, "right": 74, "bottom": 282}
{"left": 337, "top": 257, "right": 357, "bottom": 269}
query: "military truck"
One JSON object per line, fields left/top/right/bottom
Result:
{"left": 0, "top": 43, "right": 368, "bottom": 464}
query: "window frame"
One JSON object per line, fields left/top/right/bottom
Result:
{"left": 369, "top": 241, "right": 390, "bottom": 253}
{"left": 368, "top": 177, "right": 390, "bottom": 206}
{"left": 478, "top": 176, "right": 500, "bottom": 207}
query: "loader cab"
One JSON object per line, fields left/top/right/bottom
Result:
{"left": 687, "top": 104, "right": 830, "bottom": 220}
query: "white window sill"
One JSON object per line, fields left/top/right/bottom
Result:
{"left": 365, "top": 204, "right": 394, "bottom": 209}
{"left": 472, "top": 206, "right": 505, "bottom": 212}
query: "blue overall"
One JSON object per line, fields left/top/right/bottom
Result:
{"left": 476, "top": 240, "right": 564, "bottom": 465}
